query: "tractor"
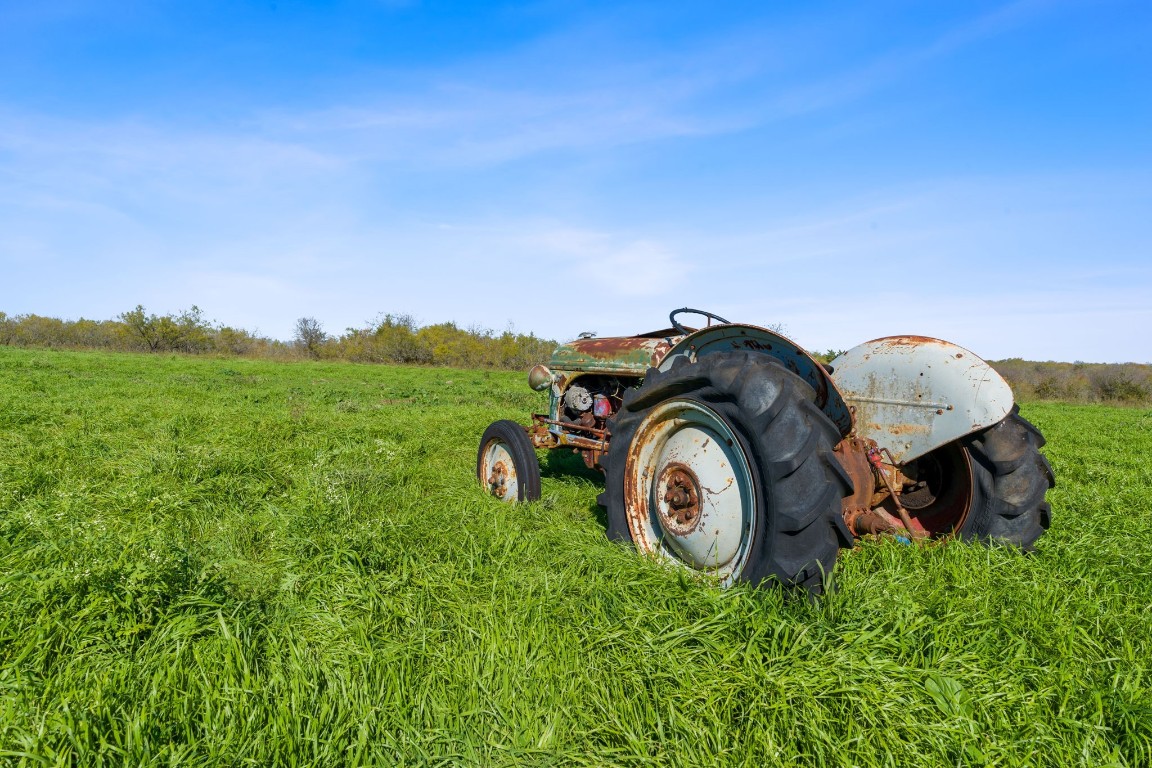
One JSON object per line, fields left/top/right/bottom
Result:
{"left": 477, "top": 309, "right": 1054, "bottom": 590}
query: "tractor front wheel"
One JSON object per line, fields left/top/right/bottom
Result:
{"left": 477, "top": 420, "right": 541, "bottom": 503}
{"left": 599, "top": 352, "right": 853, "bottom": 590}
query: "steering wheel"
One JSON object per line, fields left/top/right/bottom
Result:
{"left": 669, "top": 307, "right": 732, "bottom": 335}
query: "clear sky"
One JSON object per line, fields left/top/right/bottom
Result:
{"left": 1, "top": 1, "right": 1149, "bottom": 362}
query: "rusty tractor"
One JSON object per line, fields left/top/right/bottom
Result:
{"left": 477, "top": 309, "right": 1054, "bottom": 590}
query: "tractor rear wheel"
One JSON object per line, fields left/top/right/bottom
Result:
{"left": 599, "top": 352, "right": 853, "bottom": 590}
{"left": 477, "top": 420, "right": 541, "bottom": 503}
{"left": 898, "top": 407, "right": 1054, "bottom": 549}
{"left": 958, "top": 407, "right": 1054, "bottom": 549}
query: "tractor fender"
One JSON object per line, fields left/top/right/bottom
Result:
{"left": 829, "top": 336, "right": 1014, "bottom": 464}
{"left": 659, "top": 324, "right": 854, "bottom": 437}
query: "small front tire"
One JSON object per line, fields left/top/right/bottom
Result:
{"left": 477, "top": 420, "right": 541, "bottom": 503}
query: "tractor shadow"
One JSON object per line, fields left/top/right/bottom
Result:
{"left": 541, "top": 449, "right": 609, "bottom": 531}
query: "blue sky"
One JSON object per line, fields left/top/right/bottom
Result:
{"left": 1, "top": 0, "right": 1149, "bottom": 362}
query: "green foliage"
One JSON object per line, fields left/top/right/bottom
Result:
{"left": 0, "top": 308, "right": 557, "bottom": 371}
{"left": 993, "top": 359, "right": 1152, "bottom": 406}
{"left": 331, "top": 314, "right": 556, "bottom": 370}
{"left": 1, "top": 348, "right": 1150, "bottom": 766}
{"left": 119, "top": 304, "right": 215, "bottom": 353}
{"left": 813, "top": 348, "right": 847, "bottom": 364}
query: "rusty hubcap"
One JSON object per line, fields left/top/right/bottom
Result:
{"left": 487, "top": 460, "right": 509, "bottom": 498}
{"left": 481, "top": 441, "right": 519, "bottom": 502}
{"left": 658, "top": 463, "right": 702, "bottom": 535}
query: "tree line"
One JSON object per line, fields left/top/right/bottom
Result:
{"left": 990, "top": 358, "right": 1151, "bottom": 406}
{"left": 0, "top": 306, "right": 556, "bottom": 371}
{"left": 1, "top": 306, "right": 1148, "bottom": 404}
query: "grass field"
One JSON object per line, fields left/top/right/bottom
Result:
{"left": 1, "top": 347, "right": 1150, "bottom": 766}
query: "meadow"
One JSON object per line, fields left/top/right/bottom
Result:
{"left": 0, "top": 347, "right": 1149, "bottom": 766}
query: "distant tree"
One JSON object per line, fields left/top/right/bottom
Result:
{"left": 214, "top": 326, "right": 256, "bottom": 355}
{"left": 169, "top": 306, "right": 212, "bottom": 353}
{"left": 119, "top": 305, "right": 163, "bottom": 351}
{"left": 294, "top": 317, "right": 327, "bottom": 358}
{"left": 119, "top": 304, "right": 213, "bottom": 353}
{"left": 0, "top": 311, "right": 15, "bottom": 345}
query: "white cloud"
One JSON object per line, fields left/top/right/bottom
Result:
{"left": 514, "top": 227, "right": 690, "bottom": 298}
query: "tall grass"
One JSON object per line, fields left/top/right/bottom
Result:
{"left": 1, "top": 348, "right": 1149, "bottom": 766}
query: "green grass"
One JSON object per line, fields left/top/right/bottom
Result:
{"left": 1, "top": 347, "right": 1149, "bottom": 767}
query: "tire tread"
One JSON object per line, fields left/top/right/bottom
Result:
{"left": 603, "top": 352, "right": 851, "bottom": 590}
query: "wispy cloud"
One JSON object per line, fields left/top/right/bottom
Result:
{"left": 769, "top": 0, "right": 1063, "bottom": 117}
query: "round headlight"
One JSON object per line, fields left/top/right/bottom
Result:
{"left": 527, "top": 364, "right": 554, "bottom": 392}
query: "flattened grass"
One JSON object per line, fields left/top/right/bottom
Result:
{"left": 1, "top": 349, "right": 1149, "bottom": 766}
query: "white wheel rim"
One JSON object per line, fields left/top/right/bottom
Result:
{"left": 623, "top": 399, "right": 757, "bottom": 585}
{"left": 481, "top": 439, "right": 519, "bottom": 502}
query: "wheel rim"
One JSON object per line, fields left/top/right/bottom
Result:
{"left": 623, "top": 399, "right": 756, "bottom": 585}
{"left": 480, "top": 439, "right": 519, "bottom": 502}
{"left": 899, "top": 442, "right": 974, "bottom": 536}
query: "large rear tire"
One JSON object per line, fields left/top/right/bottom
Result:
{"left": 599, "top": 352, "right": 853, "bottom": 590}
{"left": 898, "top": 407, "right": 1054, "bottom": 549}
{"left": 958, "top": 407, "right": 1054, "bottom": 549}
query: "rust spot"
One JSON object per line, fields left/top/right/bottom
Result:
{"left": 487, "top": 460, "right": 511, "bottom": 498}
{"left": 867, "top": 335, "right": 947, "bottom": 347}
{"left": 833, "top": 437, "right": 882, "bottom": 536}
{"left": 658, "top": 462, "right": 703, "bottom": 535}
{"left": 887, "top": 423, "right": 931, "bottom": 436}
{"left": 553, "top": 335, "right": 675, "bottom": 370}
{"left": 845, "top": 506, "right": 902, "bottom": 536}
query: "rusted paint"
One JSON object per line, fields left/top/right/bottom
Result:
{"left": 832, "top": 436, "right": 954, "bottom": 539}
{"left": 864, "top": 335, "right": 944, "bottom": 346}
{"left": 833, "top": 437, "right": 888, "bottom": 537}
{"left": 884, "top": 423, "right": 933, "bottom": 436}
{"left": 531, "top": 413, "right": 609, "bottom": 438}
{"left": 478, "top": 439, "right": 520, "bottom": 502}
{"left": 831, "top": 336, "right": 1013, "bottom": 464}
{"left": 845, "top": 506, "right": 903, "bottom": 536}
{"left": 658, "top": 463, "right": 702, "bottom": 535}
{"left": 527, "top": 364, "right": 554, "bottom": 391}
{"left": 894, "top": 441, "right": 974, "bottom": 537}
{"left": 487, "top": 460, "right": 511, "bottom": 498}
{"left": 549, "top": 334, "right": 679, "bottom": 375}
{"left": 622, "top": 398, "right": 755, "bottom": 583}
{"left": 527, "top": 419, "right": 559, "bottom": 449}
{"left": 867, "top": 445, "right": 928, "bottom": 539}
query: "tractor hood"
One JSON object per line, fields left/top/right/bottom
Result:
{"left": 548, "top": 330, "right": 685, "bottom": 375}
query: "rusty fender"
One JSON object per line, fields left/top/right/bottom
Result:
{"left": 830, "top": 336, "right": 1014, "bottom": 465}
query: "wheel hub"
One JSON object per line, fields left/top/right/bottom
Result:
{"left": 487, "top": 460, "right": 509, "bottom": 497}
{"left": 657, "top": 463, "right": 702, "bottom": 535}
{"left": 896, "top": 443, "right": 973, "bottom": 535}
